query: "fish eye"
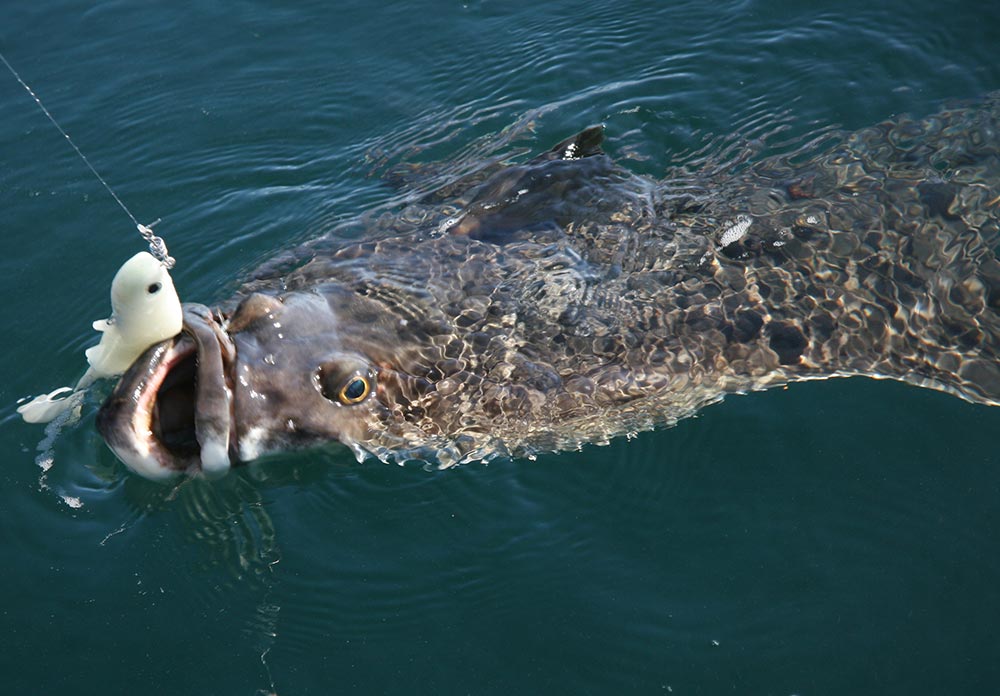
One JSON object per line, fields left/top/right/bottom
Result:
{"left": 339, "top": 376, "right": 371, "bottom": 404}
{"left": 147, "top": 282, "right": 162, "bottom": 294}
{"left": 316, "top": 361, "right": 375, "bottom": 405}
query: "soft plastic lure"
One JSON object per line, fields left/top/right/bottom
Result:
{"left": 18, "top": 252, "right": 182, "bottom": 423}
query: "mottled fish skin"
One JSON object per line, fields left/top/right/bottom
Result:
{"left": 100, "top": 94, "right": 1000, "bottom": 476}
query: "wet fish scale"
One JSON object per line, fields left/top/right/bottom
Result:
{"left": 99, "top": 94, "right": 1000, "bottom": 477}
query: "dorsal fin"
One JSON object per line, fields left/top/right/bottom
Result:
{"left": 533, "top": 125, "right": 605, "bottom": 162}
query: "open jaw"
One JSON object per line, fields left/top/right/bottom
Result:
{"left": 96, "top": 305, "right": 236, "bottom": 481}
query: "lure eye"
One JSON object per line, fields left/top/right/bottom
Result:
{"left": 147, "top": 282, "right": 162, "bottom": 294}
{"left": 339, "top": 376, "right": 371, "bottom": 404}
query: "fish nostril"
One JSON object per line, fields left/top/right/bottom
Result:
{"left": 227, "top": 292, "right": 284, "bottom": 333}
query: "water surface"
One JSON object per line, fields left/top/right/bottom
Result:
{"left": 1, "top": 1, "right": 999, "bottom": 694}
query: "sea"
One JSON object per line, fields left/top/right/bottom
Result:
{"left": 1, "top": 1, "right": 999, "bottom": 694}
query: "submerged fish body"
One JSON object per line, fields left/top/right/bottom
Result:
{"left": 98, "top": 96, "right": 1000, "bottom": 480}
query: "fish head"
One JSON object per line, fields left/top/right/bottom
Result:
{"left": 96, "top": 285, "right": 435, "bottom": 480}
{"left": 224, "top": 287, "right": 420, "bottom": 465}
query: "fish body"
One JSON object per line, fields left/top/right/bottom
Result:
{"left": 98, "top": 96, "right": 1000, "bottom": 480}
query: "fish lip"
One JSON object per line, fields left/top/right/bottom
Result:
{"left": 96, "top": 304, "right": 236, "bottom": 481}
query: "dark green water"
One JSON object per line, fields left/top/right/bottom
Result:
{"left": 2, "top": 2, "right": 1000, "bottom": 694}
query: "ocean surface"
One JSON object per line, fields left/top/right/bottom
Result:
{"left": 2, "top": 2, "right": 999, "bottom": 694}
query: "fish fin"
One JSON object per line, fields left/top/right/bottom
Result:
{"left": 448, "top": 127, "right": 618, "bottom": 244}
{"left": 533, "top": 125, "right": 605, "bottom": 162}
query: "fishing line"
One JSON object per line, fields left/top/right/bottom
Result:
{"left": 0, "top": 49, "right": 175, "bottom": 268}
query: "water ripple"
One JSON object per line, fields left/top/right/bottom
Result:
{"left": 3, "top": 0, "right": 1000, "bottom": 692}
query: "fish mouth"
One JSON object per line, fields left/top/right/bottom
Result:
{"left": 96, "top": 304, "right": 236, "bottom": 481}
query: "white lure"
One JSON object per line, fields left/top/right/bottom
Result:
{"left": 18, "top": 252, "right": 183, "bottom": 424}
